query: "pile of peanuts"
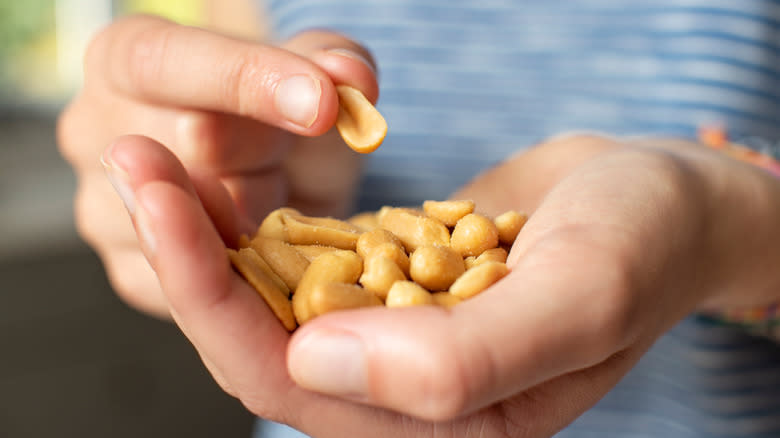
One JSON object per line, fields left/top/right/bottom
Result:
{"left": 228, "top": 200, "right": 527, "bottom": 331}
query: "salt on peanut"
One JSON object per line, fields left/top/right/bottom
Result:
{"left": 464, "top": 247, "right": 508, "bottom": 270}
{"left": 494, "top": 211, "right": 528, "bottom": 245}
{"left": 282, "top": 212, "right": 362, "bottom": 250}
{"left": 359, "top": 255, "right": 407, "bottom": 300}
{"left": 422, "top": 199, "right": 475, "bottom": 227}
{"left": 450, "top": 213, "right": 500, "bottom": 257}
{"left": 335, "top": 85, "right": 387, "bottom": 154}
{"left": 250, "top": 237, "right": 310, "bottom": 290}
{"left": 227, "top": 248, "right": 297, "bottom": 331}
{"left": 385, "top": 281, "right": 435, "bottom": 308}
{"left": 379, "top": 207, "right": 450, "bottom": 252}
{"left": 292, "top": 250, "right": 364, "bottom": 325}
{"left": 409, "top": 244, "right": 465, "bottom": 291}
{"left": 449, "top": 261, "right": 509, "bottom": 299}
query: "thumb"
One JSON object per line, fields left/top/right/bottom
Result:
{"left": 287, "top": 229, "right": 642, "bottom": 422}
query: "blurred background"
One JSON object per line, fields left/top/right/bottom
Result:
{"left": 0, "top": 1, "right": 255, "bottom": 436}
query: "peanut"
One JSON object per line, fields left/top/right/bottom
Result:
{"left": 379, "top": 207, "right": 450, "bottom": 252}
{"left": 494, "top": 211, "right": 528, "bottom": 245}
{"left": 292, "top": 250, "right": 363, "bottom": 325}
{"left": 422, "top": 199, "right": 475, "bottom": 227}
{"left": 450, "top": 213, "right": 499, "bottom": 257}
{"left": 385, "top": 281, "right": 435, "bottom": 308}
{"left": 335, "top": 85, "right": 387, "bottom": 154}
{"left": 283, "top": 212, "right": 362, "bottom": 250}
{"left": 359, "top": 255, "right": 407, "bottom": 300}
{"left": 409, "top": 244, "right": 465, "bottom": 291}
{"left": 449, "top": 261, "right": 509, "bottom": 299}
{"left": 250, "top": 237, "right": 310, "bottom": 290}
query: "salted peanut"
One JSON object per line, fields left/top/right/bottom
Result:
{"left": 282, "top": 212, "right": 362, "bottom": 250}
{"left": 335, "top": 85, "right": 387, "bottom": 154}
{"left": 379, "top": 207, "right": 450, "bottom": 252}
{"left": 464, "top": 247, "right": 508, "bottom": 269}
{"left": 431, "top": 292, "right": 462, "bottom": 309}
{"left": 494, "top": 210, "right": 528, "bottom": 245}
{"left": 293, "top": 244, "right": 341, "bottom": 262}
{"left": 449, "top": 261, "right": 509, "bottom": 299}
{"left": 409, "top": 244, "right": 465, "bottom": 291}
{"left": 256, "top": 207, "right": 301, "bottom": 240}
{"left": 292, "top": 250, "right": 364, "bottom": 325}
{"left": 366, "top": 242, "right": 410, "bottom": 277}
{"left": 359, "top": 255, "right": 407, "bottom": 300}
{"left": 250, "top": 237, "right": 310, "bottom": 290}
{"left": 347, "top": 211, "right": 379, "bottom": 231}
{"left": 385, "top": 281, "right": 435, "bottom": 308}
{"left": 422, "top": 199, "right": 475, "bottom": 227}
{"left": 231, "top": 247, "right": 289, "bottom": 297}
{"left": 450, "top": 213, "right": 500, "bottom": 257}
{"left": 356, "top": 228, "right": 403, "bottom": 258}
{"left": 227, "top": 249, "right": 296, "bottom": 331}
{"left": 308, "top": 282, "right": 383, "bottom": 319}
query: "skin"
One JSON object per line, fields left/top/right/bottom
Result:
{"left": 58, "top": 13, "right": 780, "bottom": 438}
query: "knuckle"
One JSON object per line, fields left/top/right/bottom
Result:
{"left": 220, "top": 50, "right": 272, "bottom": 116}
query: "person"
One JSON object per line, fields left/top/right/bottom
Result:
{"left": 57, "top": 1, "right": 780, "bottom": 437}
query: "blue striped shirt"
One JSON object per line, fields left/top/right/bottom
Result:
{"left": 255, "top": 1, "right": 780, "bottom": 437}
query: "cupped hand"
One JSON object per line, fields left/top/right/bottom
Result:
{"left": 101, "top": 132, "right": 780, "bottom": 437}
{"left": 57, "top": 16, "right": 378, "bottom": 317}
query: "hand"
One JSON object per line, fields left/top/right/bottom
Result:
{"left": 96, "top": 132, "right": 780, "bottom": 437}
{"left": 57, "top": 15, "right": 378, "bottom": 318}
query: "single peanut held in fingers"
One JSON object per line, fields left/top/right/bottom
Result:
{"left": 450, "top": 213, "right": 500, "bottom": 257}
{"left": 335, "top": 85, "right": 387, "bottom": 154}
{"left": 449, "top": 261, "right": 509, "bottom": 299}
{"left": 227, "top": 249, "right": 297, "bottom": 331}
{"left": 385, "top": 281, "right": 434, "bottom": 308}
{"left": 409, "top": 244, "right": 465, "bottom": 291}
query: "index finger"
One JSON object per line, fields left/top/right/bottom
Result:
{"left": 86, "top": 15, "right": 338, "bottom": 135}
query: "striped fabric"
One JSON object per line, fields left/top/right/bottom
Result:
{"left": 255, "top": 1, "right": 780, "bottom": 437}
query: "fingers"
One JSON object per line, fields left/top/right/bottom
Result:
{"left": 86, "top": 15, "right": 378, "bottom": 135}
{"left": 287, "top": 228, "right": 640, "bottom": 422}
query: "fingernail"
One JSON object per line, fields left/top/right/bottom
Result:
{"left": 101, "top": 144, "right": 135, "bottom": 215}
{"left": 274, "top": 75, "right": 321, "bottom": 128}
{"left": 326, "top": 48, "right": 377, "bottom": 75}
{"left": 134, "top": 203, "right": 157, "bottom": 255}
{"left": 289, "top": 330, "right": 367, "bottom": 396}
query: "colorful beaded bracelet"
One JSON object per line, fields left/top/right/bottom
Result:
{"left": 697, "top": 126, "right": 780, "bottom": 336}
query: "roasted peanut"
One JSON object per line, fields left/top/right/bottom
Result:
{"left": 422, "top": 199, "right": 475, "bottom": 227}
{"left": 359, "top": 255, "right": 407, "bottom": 300}
{"left": 227, "top": 248, "right": 297, "bottom": 331}
{"left": 449, "top": 261, "right": 509, "bottom": 299}
{"left": 257, "top": 207, "right": 301, "bottom": 240}
{"left": 494, "top": 210, "right": 528, "bottom": 245}
{"left": 431, "top": 292, "right": 462, "bottom": 309}
{"left": 308, "top": 282, "right": 383, "bottom": 318}
{"left": 385, "top": 281, "right": 435, "bottom": 308}
{"left": 292, "top": 250, "right": 364, "bottom": 325}
{"left": 347, "top": 211, "right": 380, "bottom": 231}
{"left": 365, "top": 242, "right": 410, "bottom": 277}
{"left": 409, "top": 244, "right": 465, "bottom": 291}
{"left": 356, "top": 228, "right": 403, "bottom": 258}
{"left": 450, "top": 213, "right": 500, "bottom": 257}
{"left": 464, "top": 247, "right": 508, "bottom": 269}
{"left": 379, "top": 207, "right": 450, "bottom": 252}
{"left": 335, "top": 85, "right": 387, "bottom": 154}
{"left": 250, "top": 237, "right": 310, "bottom": 290}
{"left": 282, "top": 212, "right": 362, "bottom": 250}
